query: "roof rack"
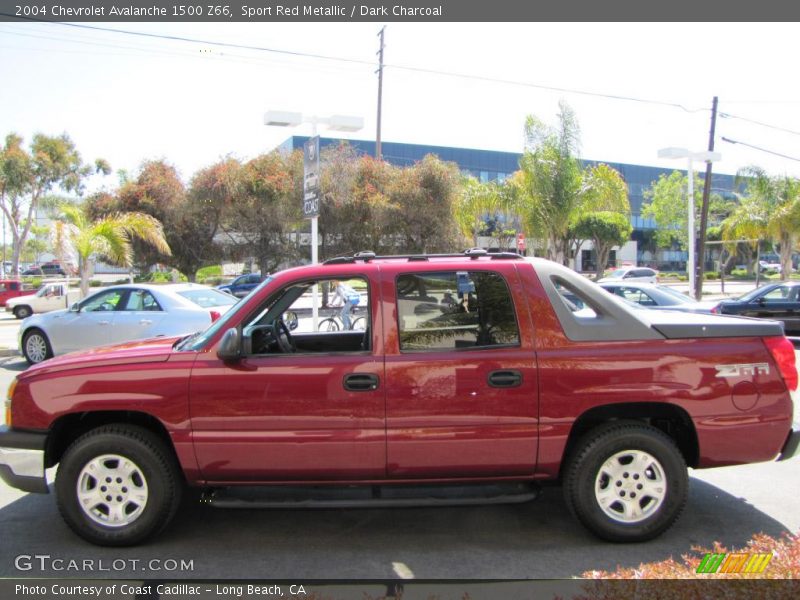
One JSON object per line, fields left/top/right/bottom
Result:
{"left": 322, "top": 249, "right": 524, "bottom": 265}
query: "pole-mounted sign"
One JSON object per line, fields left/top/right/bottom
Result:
{"left": 303, "top": 136, "right": 320, "bottom": 218}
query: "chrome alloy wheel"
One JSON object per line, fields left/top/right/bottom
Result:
{"left": 594, "top": 449, "right": 667, "bottom": 523}
{"left": 24, "top": 333, "right": 48, "bottom": 363}
{"left": 76, "top": 454, "right": 149, "bottom": 528}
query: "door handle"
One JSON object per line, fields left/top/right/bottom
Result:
{"left": 488, "top": 370, "right": 523, "bottom": 388}
{"left": 139, "top": 319, "right": 153, "bottom": 325}
{"left": 343, "top": 373, "right": 380, "bottom": 392}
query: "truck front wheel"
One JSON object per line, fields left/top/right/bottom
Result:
{"left": 22, "top": 329, "right": 52, "bottom": 364}
{"left": 55, "top": 425, "right": 183, "bottom": 546}
{"left": 563, "top": 421, "right": 688, "bottom": 542}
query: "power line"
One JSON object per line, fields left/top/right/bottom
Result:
{"left": 721, "top": 136, "right": 800, "bottom": 163}
{"left": 720, "top": 112, "right": 800, "bottom": 137}
{"left": 1, "top": 19, "right": 709, "bottom": 114}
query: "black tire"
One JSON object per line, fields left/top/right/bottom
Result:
{"left": 55, "top": 424, "right": 183, "bottom": 546}
{"left": 319, "top": 318, "right": 339, "bottom": 332}
{"left": 22, "top": 328, "right": 53, "bottom": 364}
{"left": 13, "top": 305, "right": 32, "bottom": 319}
{"left": 351, "top": 316, "right": 366, "bottom": 331}
{"left": 562, "top": 421, "right": 688, "bottom": 543}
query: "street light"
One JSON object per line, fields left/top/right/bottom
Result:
{"left": 657, "top": 147, "right": 721, "bottom": 299}
{"left": 265, "top": 110, "right": 364, "bottom": 329}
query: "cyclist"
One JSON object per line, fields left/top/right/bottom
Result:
{"left": 331, "top": 280, "right": 361, "bottom": 329}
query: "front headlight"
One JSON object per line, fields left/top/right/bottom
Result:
{"left": 5, "top": 378, "right": 16, "bottom": 426}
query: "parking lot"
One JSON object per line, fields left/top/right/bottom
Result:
{"left": 0, "top": 302, "right": 798, "bottom": 580}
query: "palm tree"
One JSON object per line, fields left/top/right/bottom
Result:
{"left": 723, "top": 167, "right": 800, "bottom": 281}
{"left": 452, "top": 177, "right": 502, "bottom": 248}
{"left": 52, "top": 203, "right": 171, "bottom": 296}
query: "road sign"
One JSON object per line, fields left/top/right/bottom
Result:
{"left": 303, "top": 136, "right": 320, "bottom": 218}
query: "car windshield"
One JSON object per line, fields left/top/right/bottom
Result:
{"left": 656, "top": 286, "right": 694, "bottom": 304}
{"left": 736, "top": 285, "right": 777, "bottom": 303}
{"left": 177, "top": 288, "right": 238, "bottom": 308}
{"left": 177, "top": 276, "right": 274, "bottom": 351}
{"left": 606, "top": 269, "right": 627, "bottom": 279}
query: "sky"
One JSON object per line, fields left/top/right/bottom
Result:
{"left": 2, "top": 21, "right": 800, "bottom": 194}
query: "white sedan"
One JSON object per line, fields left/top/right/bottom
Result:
{"left": 19, "top": 283, "right": 238, "bottom": 364}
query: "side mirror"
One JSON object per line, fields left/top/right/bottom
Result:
{"left": 283, "top": 311, "right": 299, "bottom": 331}
{"left": 217, "top": 327, "right": 242, "bottom": 362}
{"left": 69, "top": 302, "right": 80, "bottom": 312}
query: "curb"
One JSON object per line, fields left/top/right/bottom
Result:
{"left": 0, "top": 349, "right": 20, "bottom": 358}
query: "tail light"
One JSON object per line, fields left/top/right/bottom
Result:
{"left": 209, "top": 310, "right": 221, "bottom": 323}
{"left": 710, "top": 304, "right": 719, "bottom": 314}
{"left": 764, "top": 336, "right": 798, "bottom": 391}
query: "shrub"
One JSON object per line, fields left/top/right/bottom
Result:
{"left": 196, "top": 265, "right": 223, "bottom": 280}
{"left": 582, "top": 532, "right": 800, "bottom": 579}
{"left": 201, "top": 276, "right": 226, "bottom": 286}
{"left": 730, "top": 269, "right": 749, "bottom": 278}
{"left": 703, "top": 271, "right": 720, "bottom": 280}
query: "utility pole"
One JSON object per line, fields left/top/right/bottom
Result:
{"left": 375, "top": 26, "right": 385, "bottom": 160}
{"left": 695, "top": 96, "right": 719, "bottom": 300}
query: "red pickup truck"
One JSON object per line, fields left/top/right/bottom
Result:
{"left": 1, "top": 251, "right": 798, "bottom": 546}
{"left": 0, "top": 279, "right": 31, "bottom": 307}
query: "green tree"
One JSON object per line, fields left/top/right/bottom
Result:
{"left": 52, "top": 204, "right": 171, "bottom": 296}
{"left": 0, "top": 133, "right": 109, "bottom": 276}
{"left": 452, "top": 177, "right": 501, "bottom": 248}
{"left": 727, "top": 167, "right": 800, "bottom": 281}
{"left": 641, "top": 170, "right": 705, "bottom": 251}
{"left": 572, "top": 212, "right": 633, "bottom": 280}
{"left": 512, "top": 102, "right": 584, "bottom": 263}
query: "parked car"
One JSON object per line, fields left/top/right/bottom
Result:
{"left": 0, "top": 279, "right": 32, "bottom": 307}
{"left": 598, "top": 282, "right": 717, "bottom": 313}
{"left": 5, "top": 281, "right": 83, "bottom": 319}
{"left": 18, "top": 283, "right": 239, "bottom": 364}
{"left": 1, "top": 251, "right": 797, "bottom": 547}
{"left": 217, "top": 273, "right": 267, "bottom": 298}
{"left": 21, "top": 267, "right": 43, "bottom": 277}
{"left": 598, "top": 266, "right": 659, "bottom": 284}
{"left": 40, "top": 263, "right": 67, "bottom": 277}
{"left": 712, "top": 281, "right": 800, "bottom": 334}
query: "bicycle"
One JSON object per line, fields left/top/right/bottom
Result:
{"left": 318, "top": 306, "right": 367, "bottom": 331}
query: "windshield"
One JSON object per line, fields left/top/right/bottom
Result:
{"left": 606, "top": 269, "right": 627, "bottom": 279}
{"left": 656, "top": 286, "right": 694, "bottom": 304}
{"left": 177, "top": 276, "right": 274, "bottom": 351}
{"left": 177, "top": 288, "right": 238, "bottom": 308}
{"left": 736, "top": 285, "right": 774, "bottom": 303}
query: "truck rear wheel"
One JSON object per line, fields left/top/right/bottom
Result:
{"left": 55, "top": 425, "right": 183, "bottom": 546}
{"left": 563, "top": 421, "right": 688, "bottom": 542}
{"left": 13, "top": 305, "right": 32, "bottom": 319}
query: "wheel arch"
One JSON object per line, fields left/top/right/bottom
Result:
{"left": 559, "top": 402, "right": 699, "bottom": 477}
{"left": 45, "top": 411, "right": 181, "bottom": 474}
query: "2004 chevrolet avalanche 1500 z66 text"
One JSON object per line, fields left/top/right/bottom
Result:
{"left": 1, "top": 250, "right": 798, "bottom": 546}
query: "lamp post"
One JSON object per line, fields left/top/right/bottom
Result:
{"left": 657, "top": 147, "right": 721, "bottom": 299}
{"left": 265, "top": 110, "right": 364, "bottom": 328}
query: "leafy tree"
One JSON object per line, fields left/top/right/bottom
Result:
{"left": 453, "top": 177, "right": 501, "bottom": 248}
{"left": 222, "top": 150, "right": 304, "bottom": 273}
{"left": 0, "top": 133, "right": 109, "bottom": 276}
{"left": 318, "top": 145, "right": 399, "bottom": 258}
{"left": 390, "top": 154, "right": 463, "bottom": 253}
{"left": 572, "top": 211, "right": 633, "bottom": 280}
{"left": 52, "top": 203, "right": 171, "bottom": 296}
{"left": 726, "top": 167, "right": 800, "bottom": 281}
{"left": 512, "top": 102, "right": 584, "bottom": 264}
{"left": 641, "top": 170, "right": 704, "bottom": 251}
{"left": 114, "top": 160, "right": 186, "bottom": 271}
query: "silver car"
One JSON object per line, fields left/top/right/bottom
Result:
{"left": 19, "top": 283, "right": 238, "bottom": 364}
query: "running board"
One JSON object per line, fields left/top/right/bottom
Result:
{"left": 202, "top": 482, "right": 539, "bottom": 509}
